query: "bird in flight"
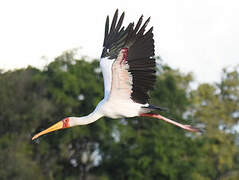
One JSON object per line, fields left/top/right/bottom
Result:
{"left": 32, "top": 9, "right": 199, "bottom": 140}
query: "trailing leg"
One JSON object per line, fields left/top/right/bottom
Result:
{"left": 140, "top": 113, "right": 200, "bottom": 132}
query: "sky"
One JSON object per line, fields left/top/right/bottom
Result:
{"left": 0, "top": 0, "right": 238, "bottom": 84}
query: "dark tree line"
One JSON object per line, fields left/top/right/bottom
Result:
{"left": 0, "top": 51, "right": 238, "bottom": 180}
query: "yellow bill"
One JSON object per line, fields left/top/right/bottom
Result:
{"left": 32, "top": 121, "right": 64, "bottom": 140}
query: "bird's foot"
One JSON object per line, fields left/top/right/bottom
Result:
{"left": 182, "top": 125, "right": 201, "bottom": 132}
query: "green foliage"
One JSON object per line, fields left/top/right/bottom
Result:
{"left": 189, "top": 66, "right": 239, "bottom": 180}
{"left": 97, "top": 63, "right": 197, "bottom": 180}
{"left": 0, "top": 50, "right": 238, "bottom": 179}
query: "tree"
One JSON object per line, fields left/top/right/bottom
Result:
{"left": 190, "top": 66, "right": 239, "bottom": 180}
{"left": 0, "top": 50, "right": 238, "bottom": 180}
{"left": 97, "top": 62, "right": 199, "bottom": 180}
{"left": 0, "top": 67, "right": 48, "bottom": 180}
{"left": 32, "top": 51, "right": 117, "bottom": 180}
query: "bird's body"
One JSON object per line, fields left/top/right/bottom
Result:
{"left": 99, "top": 55, "right": 150, "bottom": 119}
{"left": 32, "top": 9, "right": 199, "bottom": 140}
{"left": 98, "top": 97, "right": 147, "bottom": 119}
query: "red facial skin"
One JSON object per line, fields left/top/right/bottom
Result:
{"left": 62, "top": 118, "right": 70, "bottom": 128}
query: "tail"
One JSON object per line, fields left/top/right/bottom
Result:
{"left": 144, "top": 104, "right": 168, "bottom": 112}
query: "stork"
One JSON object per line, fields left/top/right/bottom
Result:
{"left": 32, "top": 10, "right": 199, "bottom": 140}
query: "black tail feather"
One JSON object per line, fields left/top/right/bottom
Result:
{"left": 143, "top": 104, "right": 168, "bottom": 112}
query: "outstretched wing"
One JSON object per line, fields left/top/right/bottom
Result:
{"left": 101, "top": 10, "right": 156, "bottom": 104}
{"left": 101, "top": 9, "right": 131, "bottom": 59}
{"left": 100, "top": 9, "right": 132, "bottom": 98}
{"left": 125, "top": 16, "right": 156, "bottom": 104}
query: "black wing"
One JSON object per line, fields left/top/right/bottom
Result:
{"left": 102, "top": 10, "right": 156, "bottom": 104}
{"left": 101, "top": 9, "right": 132, "bottom": 59}
{"left": 126, "top": 16, "right": 156, "bottom": 104}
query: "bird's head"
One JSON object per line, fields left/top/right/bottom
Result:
{"left": 32, "top": 117, "right": 71, "bottom": 140}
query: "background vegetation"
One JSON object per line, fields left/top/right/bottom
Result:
{"left": 0, "top": 50, "right": 238, "bottom": 180}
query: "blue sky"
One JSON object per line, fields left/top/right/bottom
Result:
{"left": 0, "top": 0, "right": 238, "bottom": 83}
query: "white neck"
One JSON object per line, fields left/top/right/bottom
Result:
{"left": 69, "top": 109, "right": 103, "bottom": 127}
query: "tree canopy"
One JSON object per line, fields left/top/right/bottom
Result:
{"left": 0, "top": 51, "right": 238, "bottom": 180}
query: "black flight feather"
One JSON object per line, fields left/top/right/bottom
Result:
{"left": 102, "top": 10, "right": 156, "bottom": 104}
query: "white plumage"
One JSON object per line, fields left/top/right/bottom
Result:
{"left": 99, "top": 50, "right": 146, "bottom": 119}
{"left": 100, "top": 57, "right": 114, "bottom": 98}
{"left": 32, "top": 9, "right": 199, "bottom": 141}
